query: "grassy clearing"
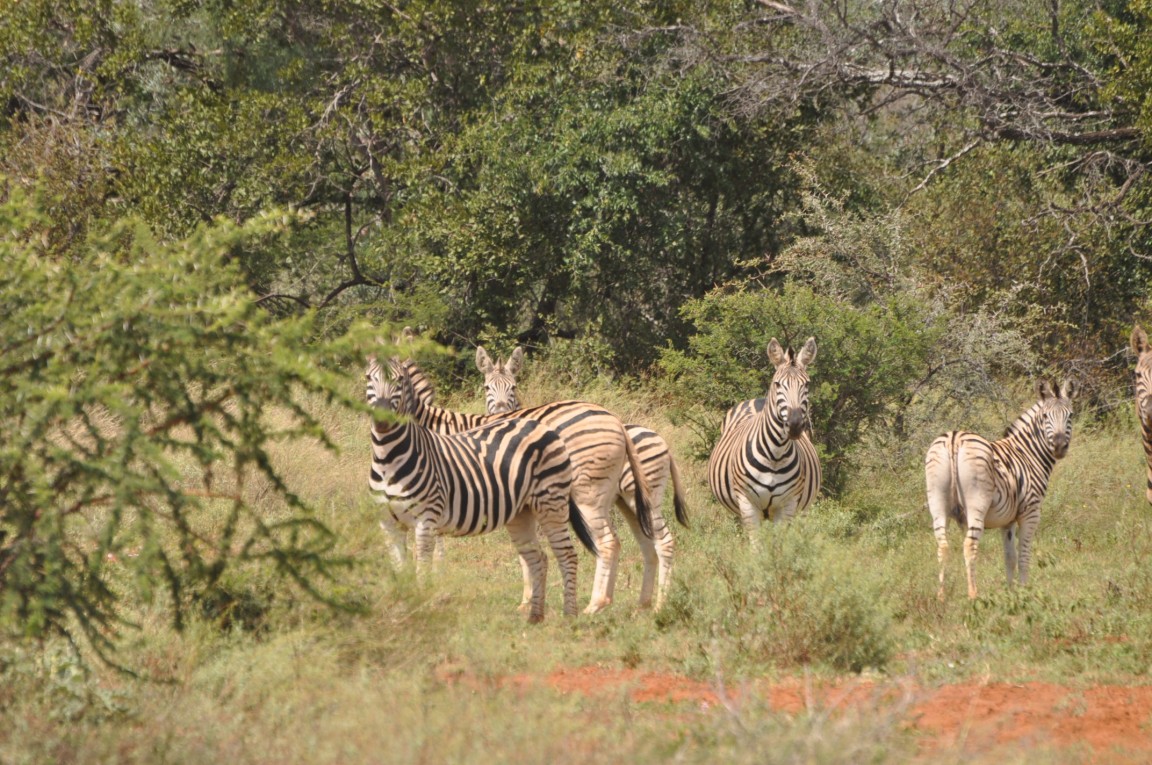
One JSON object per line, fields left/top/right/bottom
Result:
{"left": 2, "top": 370, "right": 1151, "bottom": 763}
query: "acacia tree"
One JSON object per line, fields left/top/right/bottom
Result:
{"left": 0, "top": 188, "right": 373, "bottom": 662}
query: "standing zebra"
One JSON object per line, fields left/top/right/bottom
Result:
{"left": 366, "top": 358, "right": 596, "bottom": 623}
{"left": 366, "top": 355, "right": 655, "bottom": 615}
{"left": 708, "top": 338, "right": 822, "bottom": 539}
{"left": 1131, "top": 325, "right": 1152, "bottom": 504}
{"left": 474, "top": 345, "right": 688, "bottom": 611}
{"left": 925, "top": 380, "right": 1077, "bottom": 600}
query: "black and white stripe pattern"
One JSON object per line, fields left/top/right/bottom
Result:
{"left": 367, "top": 355, "right": 655, "bottom": 614}
{"left": 925, "top": 379, "right": 1077, "bottom": 599}
{"left": 708, "top": 337, "right": 822, "bottom": 538}
{"left": 1132, "top": 326, "right": 1152, "bottom": 505}
{"left": 476, "top": 346, "right": 523, "bottom": 414}
{"left": 473, "top": 347, "right": 689, "bottom": 611}
{"left": 366, "top": 358, "right": 595, "bottom": 622}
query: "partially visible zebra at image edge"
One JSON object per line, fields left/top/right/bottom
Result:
{"left": 365, "top": 356, "right": 597, "bottom": 623}
{"left": 926, "top": 379, "right": 1077, "bottom": 600}
{"left": 1131, "top": 325, "right": 1152, "bottom": 505}
{"left": 475, "top": 344, "right": 689, "bottom": 611}
{"left": 708, "top": 337, "right": 822, "bottom": 539}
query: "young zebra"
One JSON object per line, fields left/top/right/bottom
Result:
{"left": 366, "top": 355, "right": 655, "bottom": 615}
{"left": 1131, "top": 325, "right": 1152, "bottom": 504}
{"left": 366, "top": 358, "right": 596, "bottom": 623}
{"left": 474, "top": 345, "right": 689, "bottom": 611}
{"left": 925, "top": 380, "right": 1077, "bottom": 600}
{"left": 708, "top": 338, "right": 822, "bottom": 539}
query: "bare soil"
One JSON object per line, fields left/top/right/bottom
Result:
{"left": 436, "top": 663, "right": 1152, "bottom": 761}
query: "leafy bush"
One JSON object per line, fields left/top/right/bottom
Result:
{"left": 0, "top": 187, "right": 375, "bottom": 662}
{"left": 659, "top": 283, "right": 940, "bottom": 492}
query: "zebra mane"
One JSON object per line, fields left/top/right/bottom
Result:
{"left": 1002, "top": 399, "right": 1045, "bottom": 440}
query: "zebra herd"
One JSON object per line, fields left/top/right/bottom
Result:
{"left": 363, "top": 327, "right": 1152, "bottom": 621}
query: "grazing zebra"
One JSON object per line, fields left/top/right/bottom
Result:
{"left": 925, "top": 380, "right": 1077, "bottom": 600}
{"left": 473, "top": 345, "right": 689, "bottom": 611}
{"left": 708, "top": 338, "right": 822, "bottom": 539}
{"left": 1132, "top": 325, "right": 1152, "bottom": 504}
{"left": 366, "top": 358, "right": 596, "bottom": 623}
{"left": 366, "top": 355, "right": 655, "bottom": 614}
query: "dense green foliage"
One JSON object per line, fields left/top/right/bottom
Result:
{"left": 0, "top": 189, "right": 371, "bottom": 659}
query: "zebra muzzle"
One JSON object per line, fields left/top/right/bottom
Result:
{"left": 786, "top": 410, "right": 807, "bottom": 439}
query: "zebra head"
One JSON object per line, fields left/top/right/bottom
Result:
{"left": 365, "top": 356, "right": 419, "bottom": 428}
{"left": 1132, "top": 325, "right": 1152, "bottom": 423}
{"left": 476, "top": 345, "right": 524, "bottom": 414}
{"left": 1036, "top": 379, "right": 1078, "bottom": 459}
{"left": 766, "top": 337, "right": 818, "bottom": 440}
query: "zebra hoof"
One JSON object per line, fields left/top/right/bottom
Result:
{"left": 582, "top": 599, "right": 612, "bottom": 615}
{"left": 526, "top": 612, "right": 545, "bottom": 624}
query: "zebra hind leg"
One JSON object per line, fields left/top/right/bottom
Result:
{"left": 576, "top": 481, "right": 622, "bottom": 614}
{"left": 1002, "top": 525, "right": 1019, "bottom": 587}
{"left": 617, "top": 498, "right": 660, "bottom": 609}
{"left": 535, "top": 504, "right": 582, "bottom": 618}
{"left": 505, "top": 513, "right": 548, "bottom": 623}
{"left": 963, "top": 525, "right": 985, "bottom": 599}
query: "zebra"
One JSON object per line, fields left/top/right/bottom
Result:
{"left": 708, "top": 337, "right": 821, "bottom": 539}
{"left": 925, "top": 379, "right": 1077, "bottom": 600}
{"left": 473, "top": 345, "right": 689, "bottom": 611}
{"left": 475, "top": 345, "right": 524, "bottom": 414}
{"left": 1132, "top": 325, "right": 1152, "bottom": 504}
{"left": 366, "top": 355, "right": 655, "bottom": 614}
{"left": 365, "top": 357, "right": 596, "bottom": 623}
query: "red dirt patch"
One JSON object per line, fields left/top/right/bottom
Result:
{"left": 912, "top": 681, "right": 1152, "bottom": 761}
{"left": 435, "top": 663, "right": 1152, "bottom": 759}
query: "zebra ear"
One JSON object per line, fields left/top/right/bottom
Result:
{"left": 476, "top": 346, "right": 494, "bottom": 375}
{"left": 1133, "top": 325, "right": 1149, "bottom": 356}
{"left": 505, "top": 346, "right": 525, "bottom": 376}
{"left": 1060, "top": 379, "right": 1079, "bottom": 400}
{"left": 795, "top": 337, "right": 817, "bottom": 369}
{"left": 386, "top": 357, "right": 405, "bottom": 379}
{"left": 1037, "top": 379, "right": 1057, "bottom": 400}
{"left": 767, "top": 338, "right": 787, "bottom": 367}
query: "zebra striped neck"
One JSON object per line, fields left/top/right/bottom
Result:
{"left": 999, "top": 401, "right": 1058, "bottom": 472}
{"left": 753, "top": 398, "right": 799, "bottom": 458}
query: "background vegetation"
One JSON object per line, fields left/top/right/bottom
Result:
{"left": 5, "top": 0, "right": 1152, "bottom": 761}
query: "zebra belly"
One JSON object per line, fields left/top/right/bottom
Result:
{"left": 981, "top": 493, "right": 1020, "bottom": 529}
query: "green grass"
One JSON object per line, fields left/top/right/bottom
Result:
{"left": 2, "top": 374, "right": 1150, "bottom": 764}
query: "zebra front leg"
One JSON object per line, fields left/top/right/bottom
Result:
{"left": 413, "top": 517, "right": 439, "bottom": 578}
{"left": 376, "top": 504, "right": 408, "bottom": 568}
{"left": 433, "top": 535, "right": 447, "bottom": 568}
{"left": 1015, "top": 509, "right": 1042, "bottom": 586}
{"left": 1002, "top": 524, "right": 1019, "bottom": 586}
{"left": 737, "top": 495, "right": 763, "bottom": 547}
{"left": 505, "top": 513, "right": 548, "bottom": 623}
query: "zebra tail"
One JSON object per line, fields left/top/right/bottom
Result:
{"left": 568, "top": 496, "right": 599, "bottom": 557}
{"left": 949, "top": 434, "right": 964, "bottom": 525}
{"left": 624, "top": 432, "right": 655, "bottom": 538}
{"left": 668, "top": 453, "right": 689, "bottom": 528}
